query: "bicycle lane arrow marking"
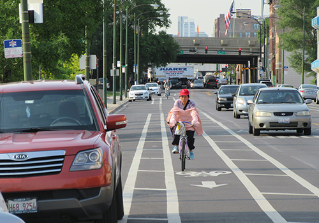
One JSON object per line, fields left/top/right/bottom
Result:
{"left": 191, "top": 181, "right": 227, "bottom": 189}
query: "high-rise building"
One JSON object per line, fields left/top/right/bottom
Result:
{"left": 178, "top": 16, "right": 188, "bottom": 37}
{"left": 178, "top": 16, "right": 205, "bottom": 37}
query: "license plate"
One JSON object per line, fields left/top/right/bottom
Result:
{"left": 278, "top": 117, "right": 290, "bottom": 123}
{"left": 7, "top": 198, "right": 37, "bottom": 214}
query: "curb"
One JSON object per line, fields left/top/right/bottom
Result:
{"left": 108, "top": 98, "right": 129, "bottom": 114}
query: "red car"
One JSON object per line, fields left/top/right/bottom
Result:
{"left": 0, "top": 75, "right": 126, "bottom": 223}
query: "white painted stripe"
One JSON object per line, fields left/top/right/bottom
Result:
{"left": 301, "top": 136, "right": 311, "bottom": 138}
{"left": 289, "top": 136, "right": 298, "bottom": 138}
{"left": 138, "top": 170, "right": 165, "bottom": 173}
{"left": 160, "top": 97, "right": 162, "bottom": 105}
{"left": 121, "top": 114, "right": 151, "bottom": 223}
{"left": 144, "top": 141, "right": 163, "bottom": 142}
{"left": 128, "top": 217, "right": 168, "bottom": 221}
{"left": 202, "top": 131, "right": 287, "bottom": 223}
{"left": 143, "top": 149, "right": 163, "bottom": 151}
{"left": 214, "top": 141, "right": 240, "bottom": 143}
{"left": 141, "top": 157, "right": 164, "bottom": 159}
{"left": 221, "top": 149, "right": 252, "bottom": 151}
{"left": 245, "top": 173, "right": 288, "bottom": 177}
{"left": 161, "top": 113, "right": 181, "bottom": 223}
{"left": 231, "top": 159, "right": 268, "bottom": 162}
{"left": 134, "top": 188, "right": 167, "bottom": 191}
{"left": 152, "top": 99, "right": 154, "bottom": 104}
{"left": 261, "top": 192, "right": 316, "bottom": 196}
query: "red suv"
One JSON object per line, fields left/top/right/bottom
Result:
{"left": 0, "top": 75, "right": 127, "bottom": 223}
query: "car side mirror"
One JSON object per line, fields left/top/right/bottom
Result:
{"left": 305, "top": 99, "right": 312, "bottom": 104}
{"left": 247, "top": 99, "right": 253, "bottom": 104}
{"left": 106, "top": 114, "right": 127, "bottom": 131}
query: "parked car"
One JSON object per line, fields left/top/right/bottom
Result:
{"left": 233, "top": 83, "right": 267, "bottom": 119}
{"left": 259, "top": 80, "right": 273, "bottom": 87}
{"left": 129, "top": 84, "right": 152, "bottom": 101}
{"left": 145, "top": 82, "right": 161, "bottom": 96}
{"left": 169, "top": 78, "right": 182, "bottom": 89}
{"left": 98, "top": 77, "right": 110, "bottom": 89}
{"left": 190, "top": 79, "right": 204, "bottom": 89}
{"left": 204, "top": 75, "right": 218, "bottom": 89}
{"left": 298, "top": 84, "right": 318, "bottom": 101}
{"left": 0, "top": 75, "right": 127, "bottom": 222}
{"left": 277, "top": 84, "right": 294, "bottom": 88}
{"left": 215, "top": 85, "right": 239, "bottom": 111}
{"left": 248, "top": 87, "right": 312, "bottom": 136}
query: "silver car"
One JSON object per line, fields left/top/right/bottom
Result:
{"left": 248, "top": 88, "right": 312, "bottom": 136}
{"left": 145, "top": 83, "right": 161, "bottom": 96}
{"left": 233, "top": 83, "right": 267, "bottom": 119}
{"left": 190, "top": 79, "right": 204, "bottom": 89}
{"left": 298, "top": 84, "right": 318, "bottom": 101}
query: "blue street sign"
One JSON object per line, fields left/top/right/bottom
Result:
{"left": 4, "top": 39, "right": 22, "bottom": 48}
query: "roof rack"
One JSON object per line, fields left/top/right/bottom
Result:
{"left": 75, "top": 74, "right": 85, "bottom": 84}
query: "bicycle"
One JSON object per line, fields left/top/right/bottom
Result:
{"left": 165, "top": 87, "right": 170, "bottom": 99}
{"left": 174, "top": 121, "right": 192, "bottom": 171}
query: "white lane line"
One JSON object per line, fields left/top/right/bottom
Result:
{"left": 135, "top": 188, "right": 167, "bottom": 191}
{"left": 202, "top": 131, "right": 287, "bottom": 223}
{"left": 138, "top": 170, "right": 165, "bottom": 173}
{"left": 141, "top": 157, "right": 164, "bottom": 159}
{"left": 221, "top": 149, "right": 252, "bottom": 151}
{"left": 262, "top": 192, "right": 316, "bottom": 196}
{"left": 161, "top": 113, "right": 181, "bottom": 223}
{"left": 245, "top": 173, "right": 288, "bottom": 177}
{"left": 152, "top": 99, "right": 155, "bottom": 104}
{"left": 160, "top": 97, "right": 162, "bottom": 105}
{"left": 128, "top": 217, "right": 168, "bottom": 221}
{"left": 121, "top": 114, "right": 151, "bottom": 223}
{"left": 231, "top": 159, "right": 268, "bottom": 162}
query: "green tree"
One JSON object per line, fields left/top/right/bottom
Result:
{"left": 276, "top": 0, "right": 319, "bottom": 79}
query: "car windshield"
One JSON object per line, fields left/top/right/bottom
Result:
{"left": 0, "top": 90, "right": 96, "bottom": 133}
{"left": 194, "top": 80, "right": 203, "bottom": 84}
{"left": 257, "top": 90, "right": 303, "bottom": 104}
{"left": 146, "top": 83, "right": 158, "bottom": 87}
{"left": 131, "top": 86, "right": 146, "bottom": 91}
{"left": 219, "top": 86, "right": 238, "bottom": 94}
{"left": 301, "top": 85, "right": 317, "bottom": 89}
{"left": 239, "top": 85, "right": 266, "bottom": 96}
{"left": 170, "top": 79, "right": 179, "bottom": 83}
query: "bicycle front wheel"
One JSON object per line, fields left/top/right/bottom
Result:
{"left": 180, "top": 138, "right": 186, "bottom": 171}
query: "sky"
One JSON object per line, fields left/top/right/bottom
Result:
{"left": 158, "top": 0, "right": 270, "bottom": 36}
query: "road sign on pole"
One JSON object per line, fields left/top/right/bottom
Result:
{"left": 4, "top": 39, "right": 23, "bottom": 58}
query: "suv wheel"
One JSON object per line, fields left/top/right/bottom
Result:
{"left": 95, "top": 191, "right": 117, "bottom": 223}
{"left": 253, "top": 126, "right": 260, "bottom": 136}
{"left": 304, "top": 128, "right": 311, "bottom": 135}
{"left": 116, "top": 176, "right": 124, "bottom": 220}
{"left": 248, "top": 121, "right": 253, "bottom": 134}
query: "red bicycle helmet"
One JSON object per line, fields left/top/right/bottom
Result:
{"left": 179, "top": 89, "right": 189, "bottom": 96}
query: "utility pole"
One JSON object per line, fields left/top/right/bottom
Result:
{"left": 113, "top": 0, "right": 116, "bottom": 104}
{"left": 21, "top": 0, "right": 32, "bottom": 81}
{"left": 103, "top": 0, "right": 107, "bottom": 108}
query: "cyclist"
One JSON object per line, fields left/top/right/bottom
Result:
{"left": 164, "top": 78, "right": 172, "bottom": 96}
{"left": 166, "top": 89, "right": 203, "bottom": 160}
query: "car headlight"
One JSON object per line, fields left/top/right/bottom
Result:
{"left": 219, "top": 97, "right": 227, "bottom": 101}
{"left": 237, "top": 98, "right": 245, "bottom": 104}
{"left": 70, "top": 148, "right": 103, "bottom": 171}
{"left": 144, "top": 92, "right": 149, "bottom": 95}
{"left": 255, "top": 111, "right": 272, "bottom": 117}
{"left": 129, "top": 91, "right": 134, "bottom": 96}
{"left": 296, "top": 111, "right": 311, "bottom": 116}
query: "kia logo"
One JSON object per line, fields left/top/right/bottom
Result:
{"left": 13, "top": 154, "right": 28, "bottom": 160}
{"left": 281, "top": 113, "right": 285, "bottom": 116}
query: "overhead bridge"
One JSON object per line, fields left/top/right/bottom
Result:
{"left": 173, "top": 37, "right": 262, "bottom": 82}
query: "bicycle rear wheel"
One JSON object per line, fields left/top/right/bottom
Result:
{"left": 180, "top": 138, "right": 186, "bottom": 171}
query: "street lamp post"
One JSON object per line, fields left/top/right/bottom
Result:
{"left": 112, "top": 0, "right": 116, "bottom": 104}
{"left": 137, "top": 17, "right": 164, "bottom": 84}
{"left": 21, "top": 0, "right": 32, "bottom": 81}
{"left": 125, "top": 4, "right": 159, "bottom": 86}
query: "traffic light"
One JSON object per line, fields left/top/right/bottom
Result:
{"left": 205, "top": 46, "right": 208, "bottom": 54}
{"left": 238, "top": 48, "right": 241, "bottom": 55}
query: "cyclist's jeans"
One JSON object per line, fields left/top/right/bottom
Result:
{"left": 172, "top": 130, "right": 195, "bottom": 150}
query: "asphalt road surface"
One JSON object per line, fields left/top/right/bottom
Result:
{"left": 114, "top": 88, "right": 319, "bottom": 223}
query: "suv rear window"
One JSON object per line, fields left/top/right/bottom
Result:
{"left": 0, "top": 90, "right": 97, "bottom": 132}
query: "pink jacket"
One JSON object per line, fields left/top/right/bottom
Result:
{"left": 166, "top": 106, "right": 203, "bottom": 136}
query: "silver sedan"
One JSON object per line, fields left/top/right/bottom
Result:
{"left": 233, "top": 83, "right": 267, "bottom": 119}
{"left": 298, "top": 84, "right": 318, "bottom": 101}
{"left": 248, "top": 88, "right": 312, "bottom": 136}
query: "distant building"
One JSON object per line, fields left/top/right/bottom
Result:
{"left": 178, "top": 16, "right": 208, "bottom": 37}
